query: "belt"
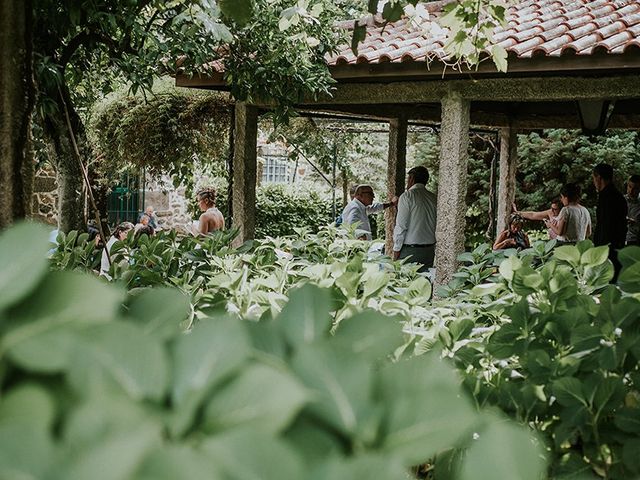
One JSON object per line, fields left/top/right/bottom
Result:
{"left": 403, "top": 243, "right": 435, "bottom": 248}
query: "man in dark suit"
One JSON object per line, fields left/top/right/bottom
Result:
{"left": 592, "top": 163, "right": 627, "bottom": 281}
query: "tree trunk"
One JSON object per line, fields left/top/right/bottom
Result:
{"left": 43, "top": 86, "right": 86, "bottom": 233}
{"left": 0, "top": 0, "right": 35, "bottom": 229}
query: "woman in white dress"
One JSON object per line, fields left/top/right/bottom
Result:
{"left": 193, "top": 187, "right": 225, "bottom": 235}
{"left": 546, "top": 183, "right": 591, "bottom": 243}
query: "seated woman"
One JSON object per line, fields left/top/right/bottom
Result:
{"left": 514, "top": 198, "right": 562, "bottom": 240}
{"left": 493, "top": 213, "right": 530, "bottom": 250}
{"left": 193, "top": 187, "right": 225, "bottom": 235}
{"left": 545, "top": 183, "right": 591, "bottom": 243}
{"left": 100, "top": 222, "right": 134, "bottom": 278}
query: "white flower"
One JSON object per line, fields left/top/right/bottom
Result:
{"left": 549, "top": 395, "right": 556, "bottom": 405}
{"left": 600, "top": 339, "right": 614, "bottom": 347}
{"left": 614, "top": 327, "right": 622, "bottom": 337}
{"left": 472, "top": 432, "right": 480, "bottom": 440}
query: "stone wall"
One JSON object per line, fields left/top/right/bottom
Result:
{"left": 143, "top": 176, "right": 193, "bottom": 231}
{"left": 32, "top": 166, "right": 58, "bottom": 225}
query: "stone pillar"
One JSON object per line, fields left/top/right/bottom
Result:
{"left": 496, "top": 127, "right": 518, "bottom": 234}
{"left": 435, "top": 93, "right": 470, "bottom": 287}
{"left": 385, "top": 116, "right": 407, "bottom": 253}
{"left": 231, "top": 102, "right": 258, "bottom": 247}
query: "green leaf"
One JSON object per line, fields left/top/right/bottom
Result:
{"left": 202, "top": 429, "right": 304, "bottom": 480}
{"left": 491, "top": 44, "right": 508, "bottom": 72}
{"left": 618, "top": 245, "right": 640, "bottom": 268}
{"left": 218, "top": 0, "right": 254, "bottom": 26}
{"left": 580, "top": 246, "right": 609, "bottom": 266}
{"left": 554, "top": 245, "right": 581, "bottom": 266}
{"left": 3, "top": 271, "right": 124, "bottom": 372}
{"left": 378, "top": 355, "right": 477, "bottom": 466}
{"left": 552, "top": 377, "right": 586, "bottom": 407}
{"left": 362, "top": 271, "right": 389, "bottom": 298}
{"left": 292, "top": 343, "right": 374, "bottom": 439}
{"left": 68, "top": 321, "right": 169, "bottom": 401}
{"left": 61, "top": 420, "right": 161, "bottom": 480}
{"left": 614, "top": 407, "right": 640, "bottom": 433}
{"left": 312, "top": 454, "right": 408, "bottom": 480}
{"left": 204, "top": 363, "right": 308, "bottom": 434}
{"left": 134, "top": 445, "right": 222, "bottom": 480}
{"left": 382, "top": 1, "right": 404, "bottom": 22}
{"left": 498, "top": 255, "right": 522, "bottom": 281}
{"left": 124, "top": 287, "right": 191, "bottom": 340}
{"left": 170, "top": 317, "right": 251, "bottom": 435}
{"left": 0, "top": 222, "right": 53, "bottom": 311}
{"left": 278, "top": 284, "right": 332, "bottom": 347}
{"left": 618, "top": 260, "right": 640, "bottom": 293}
{"left": 351, "top": 22, "right": 367, "bottom": 56}
{"left": 0, "top": 423, "right": 53, "bottom": 479}
{"left": 331, "top": 310, "right": 404, "bottom": 361}
{"left": 460, "top": 415, "right": 546, "bottom": 480}
{"left": 623, "top": 439, "right": 640, "bottom": 474}
{"left": 0, "top": 383, "right": 55, "bottom": 431}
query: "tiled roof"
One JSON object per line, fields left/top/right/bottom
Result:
{"left": 328, "top": 0, "right": 640, "bottom": 67}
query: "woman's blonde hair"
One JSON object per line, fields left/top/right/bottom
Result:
{"left": 196, "top": 187, "right": 216, "bottom": 207}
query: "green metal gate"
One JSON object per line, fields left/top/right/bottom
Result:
{"left": 107, "top": 170, "right": 146, "bottom": 225}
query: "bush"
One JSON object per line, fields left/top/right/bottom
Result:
{"left": 425, "top": 241, "right": 640, "bottom": 479}
{"left": 1, "top": 223, "right": 547, "bottom": 480}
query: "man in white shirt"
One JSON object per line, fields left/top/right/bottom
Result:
{"left": 341, "top": 184, "right": 396, "bottom": 240}
{"left": 393, "top": 166, "right": 437, "bottom": 271}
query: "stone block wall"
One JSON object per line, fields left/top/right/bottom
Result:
{"left": 143, "top": 176, "right": 194, "bottom": 230}
{"left": 32, "top": 166, "right": 58, "bottom": 225}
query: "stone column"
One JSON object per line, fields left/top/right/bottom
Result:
{"left": 435, "top": 93, "right": 470, "bottom": 286}
{"left": 385, "top": 116, "right": 407, "bottom": 253}
{"left": 496, "top": 127, "right": 518, "bottom": 234}
{"left": 231, "top": 102, "right": 258, "bottom": 247}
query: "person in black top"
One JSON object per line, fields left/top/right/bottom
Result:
{"left": 592, "top": 163, "right": 627, "bottom": 281}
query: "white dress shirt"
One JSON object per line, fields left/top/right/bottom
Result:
{"left": 341, "top": 199, "right": 384, "bottom": 240}
{"left": 393, "top": 183, "right": 437, "bottom": 251}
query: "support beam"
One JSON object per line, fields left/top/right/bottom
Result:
{"left": 435, "top": 93, "right": 470, "bottom": 287}
{"left": 231, "top": 102, "right": 258, "bottom": 246}
{"left": 385, "top": 116, "right": 407, "bottom": 254}
{"left": 496, "top": 127, "right": 519, "bottom": 234}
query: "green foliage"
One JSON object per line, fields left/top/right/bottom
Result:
{"left": 254, "top": 183, "right": 336, "bottom": 238}
{"left": 89, "top": 87, "right": 231, "bottom": 188}
{"left": 225, "top": 0, "right": 348, "bottom": 120}
{"left": 428, "top": 241, "right": 640, "bottom": 479}
{"left": 1, "top": 222, "right": 547, "bottom": 480}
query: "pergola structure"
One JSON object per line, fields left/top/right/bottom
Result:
{"left": 177, "top": 0, "right": 640, "bottom": 285}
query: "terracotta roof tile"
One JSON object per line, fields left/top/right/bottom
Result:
{"left": 326, "top": 0, "right": 640, "bottom": 69}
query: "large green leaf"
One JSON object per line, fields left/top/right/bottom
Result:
{"left": 580, "top": 246, "right": 609, "bottom": 266}
{"left": 614, "top": 407, "right": 640, "bottom": 433}
{"left": 4, "top": 271, "right": 124, "bottom": 372}
{"left": 554, "top": 245, "right": 581, "bottom": 266}
{"left": 170, "top": 317, "right": 251, "bottom": 435}
{"left": 311, "top": 454, "right": 408, "bottom": 480}
{"left": 622, "top": 439, "right": 640, "bottom": 474}
{"left": 61, "top": 421, "right": 161, "bottom": 480}
{"left": 552, "top": 377, "right": 587, "bottom": 407}
{"left": 292, "top": 343, "right": 374, "bottom": 439}
{"left": 0, "top": 383, "right": 55, "bottom": 431}
{"left": 618, "top": 260, "right": 640, "bottom": 293}
{"left": 204, "top": 362, "right": 308, "bottom": 434}
{"left": 278, "top": 284, "right": 332, "bottom": 347}
{"left": 0, "top": 423, "right": 53, "bottom": 479}
{"left": 134, "top": 445, "right": 222, "bottom": 480}
{"left": 67, "top": 321, "right": 169, "bottom": 401}
{"left": 459, "top": 416, "right": 546, "bottom": 480}
{"left": 124, "top": 287, "right": 191, "bottom": 340}
{"left": 331, "top": 310, "right": 404, "bottom": 361}
{"left": 0, "top": 222, "right": 51, "bottom": 311}
{"left": 378, "top": 355, "right": 477, "bottom": 466}
{"left": 202, "top": 429, "right": 304, "bottom": 480}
